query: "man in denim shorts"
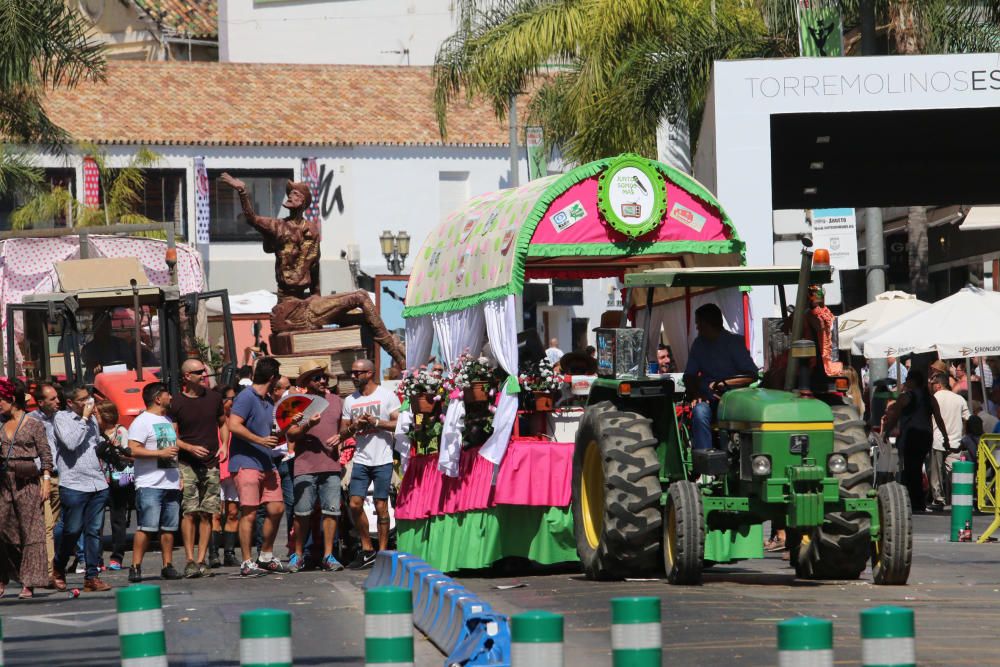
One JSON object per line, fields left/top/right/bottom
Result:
{"left": 286, "top": 360, "right": 345, "bottom": 572}
{"left": 341, "top": 359, "right": 399, "bottom": 570}
{"left": 127, "top": 382, "right": 183, "bottom": 582}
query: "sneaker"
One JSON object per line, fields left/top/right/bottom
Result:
{"left": 256, "top": 557, "right": 287, "bottom": 574}
{"left": 128, "top": 565, "right": 142, "bottom": 583}
{"left": 208, "top": 552, "right": 222, "bottom": 569}
{"left": 83, "top": 577, "right": 111, "bottom": 593}
{"left": 198, "top": 563, "right": 210, "bottom": 577}
{"left": 161, "top": 564, "right": 182, "bottom": 580}
{"left": 240, "top": 560, "right": 267, "bottom": 577}
{"left": 223, "top": 551, "right": 240, "bottom": 567}
{"left": 347, "top": 550, "right": 377, "bottom": 570}
{"left": 108, "top": 560, "right": 123, "bottom": 571}
{"left": 322, "top": 555, "right": 345, "bottom": 572}
{"left": 287, "top": 554, "right": 304, "bottom": 573}
{"left": 72, "top": 559, "right": 86, "bottom": 574}
{"left": 184, "top": 562, "right": 202, "bottom": 579}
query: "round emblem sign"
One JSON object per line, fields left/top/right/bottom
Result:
{"left": 597, "top": 155, "right": 667, "bottom": 238}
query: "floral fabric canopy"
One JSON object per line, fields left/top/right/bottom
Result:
{"left": 403, "top": 154, "right": 746, "bottom": 318}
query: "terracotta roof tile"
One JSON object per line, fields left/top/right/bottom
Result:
{"left": 41, "top": 62, "right": 510, "bottom": 148}
{"left": 133, "top": 0, "right": 218, "bottom": 39}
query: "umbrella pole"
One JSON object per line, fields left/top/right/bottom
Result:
{"left": 982, "top": 357, "right": 989, "bottom": 410}
{"left": 967, "top": 358, "right": 973, "bottom": 398}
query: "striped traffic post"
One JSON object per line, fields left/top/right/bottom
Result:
{"left": 610, "top": 597, "right": 661, "bottom": 666}
{"left": 776, "top": 617, "right": 833, "bottom": 667}
{"left": 951, "top": 460, "right": 975, "bottom": 541}
{"left": 240, "top": 609, "right": 292, "bottom": 667}
{"left": 365, "top": 586, "right": 413, "bottom": 667}
{"left": 511, "top": 611, "right": 563, "bottom": 667}
{"left": 116, "top": 584, "right": 167, "bottom": 667}
{"left": 860, "top": 606, "right": 915, "bottom": 667}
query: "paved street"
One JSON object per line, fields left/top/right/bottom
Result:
{"left": 1, "top": 512, "right": 998, "bottom": 665}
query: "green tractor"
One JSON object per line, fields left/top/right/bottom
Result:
{"left": 572, "top": 241, "right": 912, "bottom": 585}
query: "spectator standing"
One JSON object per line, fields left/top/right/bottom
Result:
{"left": 169, "top": 359, "right": 225, "bottom": 578}
{"left": 95, "top": 400, "right": 133, "bottom": 570}
{"left": 882, "top": 370, "right": 947, "bottom": 513}
{"left": 228, "top": 357, "right": 287, "bottom": 576}
{"left": 218, "top": 384, "right": 240, "bottom": 566}
{"left": 127, "top": 382, "right": 183, "bottom": 583}
{"left": 342, "top": 359, "right": 400, "bottom": 569}
{"left": 286, "top": 361, "right": 344, "bottom": 572}
{"left": 929, "top": 373, "right": 970, "bottom": 510}
{"left": 545, "top": 338, "right": 564, "bottom": 366}
{"left": 887, "top": 355, "right": 908, "bottom": 385}
{"left": 28, "top": 383, "right": 60, "bottom": 579}
{"left": 254, "top": 376, "right": 295, "bottom": 558}
{"left": 0, "top": 379, "right": 52, "bottom": 599}
{"left": 52, "top": 386, "right": 111, "bottom": 592}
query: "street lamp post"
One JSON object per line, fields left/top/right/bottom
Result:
{"left": 379, "top": 230, "right": 410, "bottom": 275}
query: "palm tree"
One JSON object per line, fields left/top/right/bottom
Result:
{"left": 0, "top": 0, "right": 106, "bottom": 197}
{"left": 11, "top": 145, "right": 162, "bottom": 231}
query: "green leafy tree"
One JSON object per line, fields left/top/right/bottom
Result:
{"left": 11, "top": 145, "right": 161, "bottom": 230}
{"left": 0, "top": 0, "right": 105, "bottom": 197}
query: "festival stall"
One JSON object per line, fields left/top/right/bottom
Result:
{"left": 394, "top": 154, "right": 747, "bottom": 572}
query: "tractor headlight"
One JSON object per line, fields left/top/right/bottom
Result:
{"left": 828, "top": 454, "right": 848, "bottom": 475}
{"left": 752, "top": 455, "right": 772, "bottom": 477}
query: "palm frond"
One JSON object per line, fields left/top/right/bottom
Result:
{"left": 0, "top": 147, "right": 43, "bottom": 198}
{"left": 9, "top": 186, "right": 75, "bottom": 230}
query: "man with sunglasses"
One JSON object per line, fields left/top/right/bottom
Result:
{"left": 341, "top": 359, "right": 399, "bottom": 569}
{"left": 169, "top": 359, "right": 225, "bottom": 577}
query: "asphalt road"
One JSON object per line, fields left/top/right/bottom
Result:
{"left": 1, "top": 512, "right": 998, "bottom": 666}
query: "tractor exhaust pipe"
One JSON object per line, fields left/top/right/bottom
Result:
{"left": 784, "top": 237, "right": 814, "bottom": 393}
{"left": 130, "top": 279, "right": 144, "bottom": 383}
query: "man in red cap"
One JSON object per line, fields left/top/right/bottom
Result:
{"left": 220, "top": 173, "right": 320, "bottom": 302}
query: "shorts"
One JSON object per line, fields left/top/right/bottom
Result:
{"left": 234, "top": 467, "right": 283, "bottom": 508}
{"left": 136, "top": 487, "right": 182, "bottom": 533}
{"left": 293, "top": 472, "right": 342, "bottom": 517}
{"left": 220, "top": 477, "right": 239, "bottom": 503}
{"left": 180, "top": 463, "right": 222, "bottom": 516}
{"left": 348, "top": 462, "right": 393, "bottom": 500}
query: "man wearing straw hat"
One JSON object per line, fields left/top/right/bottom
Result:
{"left": 285, "top": 360, "right": 345, "bottom": 572}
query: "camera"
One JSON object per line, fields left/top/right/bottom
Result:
{"left": 96, "top": 435, "right": 130, "bottom": 471}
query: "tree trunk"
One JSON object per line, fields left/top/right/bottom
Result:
{"left": 906, "top": 206, "right": 929, "bottom": 299}
{"left": 888, "top": 1, "right": 924, "bottom": 54}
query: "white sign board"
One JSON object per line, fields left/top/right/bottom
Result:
{"left": 810, "top": 208, "right": 859, "bottom": 270}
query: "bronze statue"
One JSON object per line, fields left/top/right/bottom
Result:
{"left": 220, "top": 173, "right": 405, "bottom": 366}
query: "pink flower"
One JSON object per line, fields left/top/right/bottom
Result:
{"left": 439, "top": 414, "right": 446, "bottom": 422}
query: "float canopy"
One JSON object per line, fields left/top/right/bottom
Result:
{"left": 403, "top": 154, "right": 746, "bottom": 318}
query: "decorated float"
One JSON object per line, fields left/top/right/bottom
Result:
{"left": 394, "top": 154, "right": 748, "bottom": 572}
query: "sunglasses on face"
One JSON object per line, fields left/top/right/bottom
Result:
{"left": 350, "top": 370, "right": 371, "bottom": 377}
{"left": 187, "top": 369, "right": 207, "bottom": 375}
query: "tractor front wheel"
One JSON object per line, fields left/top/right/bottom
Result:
{"left": 871, "top": 482, "right": 913, "bottom": 585}
{"left": 664, "top": 481, "right": 704, "bottom": 585}
{"left": 572, "top": 401, "right": 662, "bottom": 580}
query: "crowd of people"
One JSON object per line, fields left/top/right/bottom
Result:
{"left": 0, "top": 354, "right": 400, "bottom": 598}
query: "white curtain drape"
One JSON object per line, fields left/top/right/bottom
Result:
{"left": 643, "top": 287, "right": 748, "bottom": 370}
{"left": 480, "top": 295, "right": 520, "bottom": 465}
{"left": 432, "top": 307, "right": 486, "bottom": 476}
{"left": 404, "top": 315, "right": 434, "bottom": 370}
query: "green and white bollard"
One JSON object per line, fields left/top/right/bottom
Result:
{"left": 860, "top": 606, "right": 915, "bottom": 667}
{"left": 511, "top": 611, "right": 563, "bottom": 667}
{"left": 240, "top": 609, "right": 292, "bottom": 667}
{"left": 776, "top": 617, "right": 833, "bottom": 667}
{"left": 951, "top": 459, "right": 975, "bottom": 541}
{"left": 364, "top": 586, "right": 413, "bottom": 667}
{"left": 0, "top": 615, "right": 5, "bottom": 667}
{"left": 610, "top": 596, "right": 661, "bottom": 667}
{"left": 116, "top": 584, "right": 167, "bottom": 667}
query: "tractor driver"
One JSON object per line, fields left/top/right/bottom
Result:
{"left": 82, "top": 311, "right": 134, "bottom": 378}
{"left": 684, "top": 303, "right": 758, "bottom": 451}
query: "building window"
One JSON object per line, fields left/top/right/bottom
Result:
{"left": 0, "top": 168, "right": 77, "bottom": 231}
{"left": 134, "top": 169, "right": 186, "bottom": 239}
{"left": 208, "top": 169, "right": 293, "bottom": 242}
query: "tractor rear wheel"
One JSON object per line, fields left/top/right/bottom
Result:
{"left": 871, "top": 482, "right": 913, "bottom": 585}
{"left": 572, "top": 401, "right": 662, "bottom": 580}
{"left": 664, "top": 481, "right": 704, "bottom": 585}
{"left": 796, "top": 402, "right": 873, "bottom": 580}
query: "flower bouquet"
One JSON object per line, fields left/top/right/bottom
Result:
{"left": 397, "top": 366, "right": 448, "bottom": 415}
{"left": 518, "top": 358, "right": 565, "bottom": 411}
{"left": 452, "top": 353, "right": 498, "bottom": 405}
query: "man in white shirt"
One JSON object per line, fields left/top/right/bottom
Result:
{"left": 127, "top": 382, "right": 183, "bottom": 582}
{"left": 545, "top": 338, "right": 564, "bottom": 366}
{"left": 341, "top": 359, "right": 399, "bottom": 570}
{"left": 929, "top": 372, "right": 970, "bottom": 509}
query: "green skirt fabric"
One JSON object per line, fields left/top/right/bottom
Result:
{"left": 396, "top": 505, "right": 578, "bottom": 572}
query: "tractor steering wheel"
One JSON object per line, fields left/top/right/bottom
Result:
{"left": 710, "top": 373, "right": 758, "bottom": 395}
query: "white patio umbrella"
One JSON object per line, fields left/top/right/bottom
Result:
{"left": 862, "top": 286, "right": 1000, "bottom": 360}
{"left": 838, "top": 290, "right": 930, "bottom": 351}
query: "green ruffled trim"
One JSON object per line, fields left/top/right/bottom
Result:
{"left": 403, "top": 154, "right": 745, "bottom": 318}
{"left": 526, "top": 239, "right": 745, "bottom": 258}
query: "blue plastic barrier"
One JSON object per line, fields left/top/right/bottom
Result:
{"left": 365, "top": 550, "right": 401, "bottom": 589}
{"left": 363, "top": 552, "right": 511, "bottom": 667}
